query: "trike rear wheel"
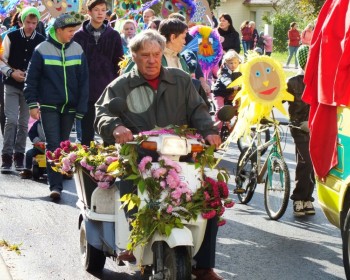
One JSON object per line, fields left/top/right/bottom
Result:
{"left": 80, "top": 221, "right": 106, "bottom": 272}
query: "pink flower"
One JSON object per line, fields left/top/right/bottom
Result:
{"left": 203, "top": 191, "right": 211, "bottom": 201}
{"left": 171, "top": 188, "right": 183, "bottom": 200}
{"left": 68, "top": 152, "right": 77, "bottom": 162}
{"left": 211, "top": 182, "right": 220, "bottom": 198}
{"left": 202, "top": 210, "right": 216, "bottom": 219}
{"left": 85, "top": 164, "right": 94, "bottom": 171}
{"left": 138, "top": 156, "right": 152, "bottom": 172}
{"left": 217, "top": 207, "right": 225, "bottom": 216}
{"left": 97, "top": 163, "right": 107, "bottom": 171}
{"left": 217, "top": 181, "right": 229, "bottom": 198}
{"left": 217, "top": 218, "right": 226, "bottom": 226}
{"left": 105, "top": 156, "right": 118, "bottom": 165}
{"left": 159, "top": 156, "right": 182, "bottom": 172}
{"left": 80, "top": 157, "right": 87, "bottom": 168}
{"left": 152, "top": 167, "right": 167, "bottom": 179}
{"left": 54, "top": 148, "right": 62, "bottom": 159}
{"left": 166, "top": 169, "right": 181, "bottom": 189}
{"left": 98, "top": 182, "right": 110, "bottom": 189}
{"left": 160, "top": 180, "right": 166, "bottom": 189}
{"left": 60, "top": 140, "right": 70, "bottom": 149}
{"left": 166, "top": 205, "right": 173, "bottom": 213}
{"left": 209, "top": 199, "right": 221, "bottom": 208}
{"left": 224, "top": 200, "right": 235, "bottom": 208}
{"left": 93, "top": 170, "right": 105, "bottom": 181}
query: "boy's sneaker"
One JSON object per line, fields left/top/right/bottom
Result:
{"left": 1, "top": 154, "right": 13, "bottom": 173}
{"left": 303, "top": 201, "right": 315, "bottom": 215}
{"left": 13, "top": 152, "right": 25, "bottom": 171}
{"left": 293, "top": 200, "right": 305, "bottom": 216}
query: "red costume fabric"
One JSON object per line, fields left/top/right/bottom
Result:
{"left": 302, "top": 0, "right": 350, "bottom": 179}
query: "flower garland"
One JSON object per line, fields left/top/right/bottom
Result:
{"left": 48, "top": 126, "right": 235, "bottom": 252}
{"left": 46, "top": 140, "right": 123, "bottom": 189}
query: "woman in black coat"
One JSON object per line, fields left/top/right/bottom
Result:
{"left": 217, "top": 13, "right": 241, "bottom": 54}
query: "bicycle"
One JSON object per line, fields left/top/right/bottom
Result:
{"left": 217, "top": 105, "right": 271, "bottom": 154}
{"left": 234, "top": 113, "right": 295, "bottom": 220}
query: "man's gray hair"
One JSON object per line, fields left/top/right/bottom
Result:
{"left": 129, "top": 30, "right": 166, "bottom": 54}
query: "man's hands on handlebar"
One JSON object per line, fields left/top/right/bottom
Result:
{"left": 205, "top": 134, "right": 221, "bottom": 149}
{"left": 113, "top": 126, "right": 222, "bottom": 149}
{"left": 113, "top": 125, "right": 133, "bottom": 144}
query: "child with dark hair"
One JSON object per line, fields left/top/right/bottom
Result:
{"left": 73, "top": 0, "right": 123, "bottom": 146}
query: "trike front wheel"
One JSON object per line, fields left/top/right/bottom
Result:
{"left": 264, "top": 157, "right": 290, "bottom": 220}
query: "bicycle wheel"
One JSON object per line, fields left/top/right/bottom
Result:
{"left": 235, "top": 148, "right": 257, "bottom": 204}
{"left": 237, "top": 127, "right": 271, "bottom": 156}
{"left": 264, "top": 156, "right": 290, "bottom": 220}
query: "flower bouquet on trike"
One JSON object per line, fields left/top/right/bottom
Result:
{"left": 47, "top": 126, "right": 234, "bottom": 279}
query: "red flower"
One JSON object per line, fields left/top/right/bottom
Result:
{"left": 224, "top": 200, "right": 235, "bottom": 208}
{"left": 217, "top": 219, "right": 226, "bottom": 226}
{"left": 217, "top": 206, "right": 225, "bottom": 216}
{"left": 202, "top": 210, "right": 216, "bottom": 219}
{"left": 217, "top": 181, "right": 229, "bottom": 198}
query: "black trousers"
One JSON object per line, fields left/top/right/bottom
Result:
{"left": 290, "top": 140, "right": 315, "bottom": 202}
{"left": 0, "top": 78, "right": 5, "bottom": 135}
{"left": 81, "top": 102, "right": 96, "bottom": 146}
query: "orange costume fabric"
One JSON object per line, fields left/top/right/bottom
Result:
{"left": 302, "top": 0, "right": 350, "bottom": 179}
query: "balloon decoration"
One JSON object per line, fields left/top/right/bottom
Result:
{"left": 190, "top": 0, "right": 211, "bottom": 25}
{"left": 228, "top": 53, "right": 294, "bottom": 140}
{"left": 114, "top": 0, "right": 143, "bottom": 22}
{"left": 161, "top": 0, "right": 196, "bottom": 22}
{"left": 187, "top": 25, "right": 222, "bottom": 80}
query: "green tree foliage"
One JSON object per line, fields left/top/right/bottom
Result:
{"left": 207, "top": 0, "right": 221, "bottom": 10}
{"left": 271, "top": 13, "right": 297, "bottom": 53}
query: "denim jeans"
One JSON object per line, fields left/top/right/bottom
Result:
{"left": 2, "top": 85, "right": 29, "bottom": 155}
{"left": 242, "top": 40, "right": 251, "bottom": 57}
{"left": 41, "top": 111, "right": 75, "bottom": 191}
{"left": 286, "top": 46, "right": 299, "bottom": 67}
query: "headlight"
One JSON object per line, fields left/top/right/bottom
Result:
{"left": 161, "top": 136, "right": 189, "bottom": 155}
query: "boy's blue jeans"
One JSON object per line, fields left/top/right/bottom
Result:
{"left": 41, "top": 111, "right": 75, "bottom": 191}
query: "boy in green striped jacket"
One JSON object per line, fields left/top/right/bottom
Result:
{"left": 24, "top": 12, "right": 89, "bottom": 200}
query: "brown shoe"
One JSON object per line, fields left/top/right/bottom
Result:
{"left": 20, "top": 169, "right": 33, "bottom": 179}
{"left": 117, "top": 250, "right": 136, "bottom": 262}
{"left": 192, "top": 268, "right": 223, "bottom": 280}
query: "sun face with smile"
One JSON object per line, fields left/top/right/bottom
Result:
{"left": 228, "top": 54, "right": 294, "bottom": 139}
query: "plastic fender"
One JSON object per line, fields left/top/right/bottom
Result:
{"left": 134, "top": 227, "right": 193, "bottom": 265}
{"left": 84, "top": 219, "right": 116, "bottom": 253}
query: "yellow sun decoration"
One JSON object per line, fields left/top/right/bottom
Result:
{"left": 228, "top": 53, "right": 294, "bottom": 140}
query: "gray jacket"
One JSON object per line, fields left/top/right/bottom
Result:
{"left": 94, "top": 66, "right": 217, "bottom": 144}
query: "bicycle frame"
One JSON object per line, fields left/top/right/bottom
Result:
{"left": 238, "top": 120, "right": 285, "bottom": 184}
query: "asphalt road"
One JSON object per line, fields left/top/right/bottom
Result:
{"left": 0, "top": 118, "right": 346, "bottom": 280}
